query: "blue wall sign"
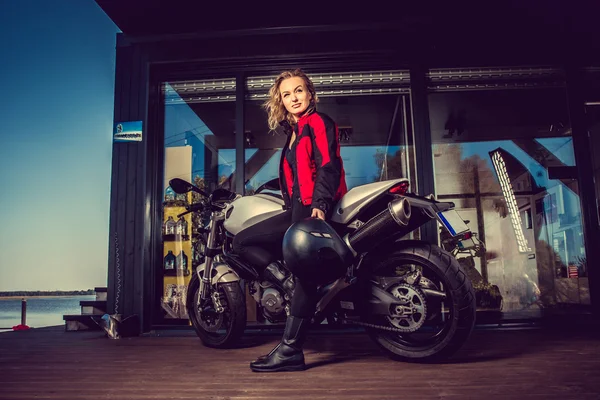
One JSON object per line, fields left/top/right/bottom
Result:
{"left": 114, "top": 121, "right": 143, "bottom": 142}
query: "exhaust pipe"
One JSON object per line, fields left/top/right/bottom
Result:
{"left": 344, "top": 197, "right": 411, "bottom": 255}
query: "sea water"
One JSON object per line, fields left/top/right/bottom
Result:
{"left": 0, "top": 295, "right": 95, "bottom": 332}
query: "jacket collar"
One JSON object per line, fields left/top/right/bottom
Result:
{"left": 297, "top": 109, "right": 315, "bottom": 124}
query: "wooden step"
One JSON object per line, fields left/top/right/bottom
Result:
{"left": 80, "top": 300, "right": 107, "bottom": 316}
{"left": 64, "top": 288, "right": 108, "bottom": 331}
{"left": 63, "top": 315, "right": 102, "bottom": 332}
{"left": 94, "top": 287, "right": 107, "bottom": 302}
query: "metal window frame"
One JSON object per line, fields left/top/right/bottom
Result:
{"left": 246, "top": 70, "right": 411, "bottom": 100}
{"left": 427, "top": 66, "right": 566, "bottom": 92}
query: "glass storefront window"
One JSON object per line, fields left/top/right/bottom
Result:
{"left": 429, "top": 88, "right": 589, "bottom": 318}
{"left": 160, "top": 79, "right": 236, "bottom": 322}
{"left": 243, "top": 93, "right": 415, "bottom": 195}
{"left": 243, "top": 70, "right": 415, "bottom": 194}
{"left": 241, "top": 100, "right": 284, "bottom": 194}
{"left": 320, "top": 95, "right": 413, "bottom": 189}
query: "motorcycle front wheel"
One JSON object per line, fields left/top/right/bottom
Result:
{"left": 364, "top": 241, "right": 476, "bottom": 362}
{"left": 186, "top": 274, "right": 246, "bottom": 348}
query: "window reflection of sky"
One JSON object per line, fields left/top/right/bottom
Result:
{"left": 167, "top": 97, "right": 575, "bottom": 197}
{"left": 535, "top": 137, "right": 575, "bottom": 166}
{"left": 164, "top": 84, "right": 215, "bottom": 148}
{"left": 217, "top": 146, "right": 404, "bottom": 192}
{"left": 164, "top": 83, "right": 235, "bottom": 181}
{"left": 442, "top": 137, "right": 584, "bottom": 266}
{"left": 456, "top": 139, "right": 574, "bottom": 190}
{"left": 165, "top": 87, "right": 408, "bottom": 191}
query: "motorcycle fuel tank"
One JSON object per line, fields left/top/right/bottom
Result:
{"left": 223, "top": 194, "right": 286, "bottom": 235}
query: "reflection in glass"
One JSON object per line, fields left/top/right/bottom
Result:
{"left": 160, "top": 80, "right": 236, "bottom": 321}
{"left": 243, "top": 94, "right": 415, "bottom": 194}
{"left": 430, "top": 89, "right": 588, "bottom": 318}
{"left": 490, "top": 149, "right": 532, "bottom": 253}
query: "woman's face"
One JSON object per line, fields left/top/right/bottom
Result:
{"left": 279, "top": 76, "right": 312, "bottom": 121}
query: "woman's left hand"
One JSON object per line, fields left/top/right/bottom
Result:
{"left": 311, "top": 208, "right": 326, "bottom": 220}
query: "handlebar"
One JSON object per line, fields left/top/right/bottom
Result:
{"left": 175, "top": 199, "right": 229, "bottom": 218}
{"left": 170, "top": 178, "right": 234, "bottom": 218}
{"left": 177, "top": 210, "right": 191, "bottom": 218}
{"left": 177, "top": 203, "right": 205, "bottom": 218}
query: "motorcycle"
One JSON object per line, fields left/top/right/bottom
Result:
{"left": 169, "top": 177, "right": 477, "bottom": 362}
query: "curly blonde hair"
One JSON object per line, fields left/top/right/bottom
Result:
{"left": 263, "top": 68, "right": 319, "bottom": 131}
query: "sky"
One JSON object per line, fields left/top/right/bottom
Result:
{"left": 0, "top": 1, "right": 119, "bottom": 291}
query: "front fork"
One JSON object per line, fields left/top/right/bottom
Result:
{"left": 198, "top": 210, "right": 225, "bottom": 301}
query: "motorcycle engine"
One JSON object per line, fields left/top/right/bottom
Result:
{"left": 252, "top": 262, "right": 295, "bottom": 323}
{"left": 261, "top": 288, "right": 286, "bottom": 319}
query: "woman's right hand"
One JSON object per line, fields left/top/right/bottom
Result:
{"left": 311, "top": 208, "right": 325, "bottom": 220}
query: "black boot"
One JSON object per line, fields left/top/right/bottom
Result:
{"left": 250, "top": 315, "right": 310, "bottom": 372}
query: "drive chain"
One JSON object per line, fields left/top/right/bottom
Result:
{"left": 340, "top": 318, "right": 416, "bottom": 333}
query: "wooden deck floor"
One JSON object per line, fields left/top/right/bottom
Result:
{"left": 1, "top": 324, "right": 599, "bottom": 399}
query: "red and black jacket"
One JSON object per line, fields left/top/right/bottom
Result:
{"left": 279, "top": 111, "right": 348, "bottom": 213}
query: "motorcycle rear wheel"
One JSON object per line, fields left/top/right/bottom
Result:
{"left": 365, "top": 241, "right": 476, "bottom": 362}
{"left": 186, "top": 275, "right": 246, "bottom": 348}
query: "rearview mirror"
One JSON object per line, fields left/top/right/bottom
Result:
{"left": 169, "top": 178, "right": 195, "bottom": 194}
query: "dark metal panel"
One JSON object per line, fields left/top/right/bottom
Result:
{"left": 123, "top": 90, "right": 139, "bottom": 321}
{"left": 123, "top": 150, "right": 137, "bottom": 319}
{"left": 129, "top": 25, "right": 591, "bottom": 72}
{"left": 95, "top": 0, "right": 426, "bottom": 37}
{"left": 565, "top": 66, "right": 600, "bottom": 315}
{"left": 409, "top": 66, "right": 437, "bottom": 244}
{"left": 107, "top": 42, "right": 151, "bottom": 332}
{"left": 472, "top": 167, "right": 488, "bottom": 282}
{"left": 150, "top": 49, "right": 404, "bottom": 83}
{"left": 130, "top": 43, "right": 149, "bottom": 330}
{"left": 203, "top": 140, "right": 215, "bottom": 192}
{"left": 235, "top": 74, "right": 245, "bottom": 195}
{"left": 106, "top": 38, "right": 127, "bottom": 316}
{"left": 116, "top": 47, "right": 134, "bottom": 318}
{"left": 132, "top": 26, "right": 405, "bottom": 64}
{"left": 139, "top": 55, "right": 155, "bottom": 334}
{"left": 402, "top": 96, "right": 417, "bottom": 187}
{"left": 149, "top": 72, "right": 167, "bottom": 329}
{"left": 108, "top": 46, "right": 134, "bottom": 317}
{"left": 96, "top": 1, "right": 600, "bottom": 67}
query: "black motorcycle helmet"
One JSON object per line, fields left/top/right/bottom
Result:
{"left": 282, "top": 218, "right": 353, "bottom": 285}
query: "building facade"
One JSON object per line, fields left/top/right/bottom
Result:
{"left": 97, "top": 2, "right": 600, "bottom": 333}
